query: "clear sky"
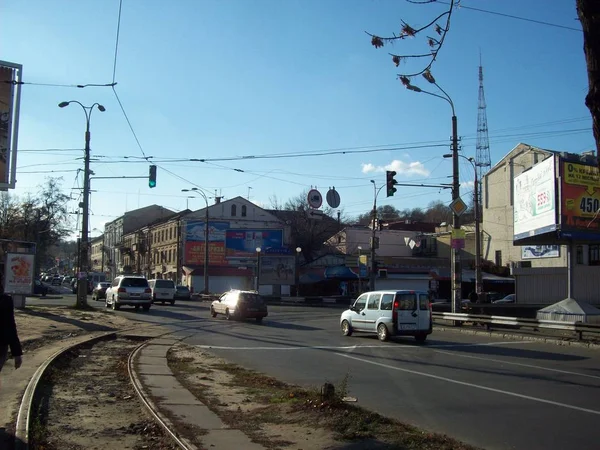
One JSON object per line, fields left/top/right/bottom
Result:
{"left": 1, "top": 0, "right": 593, "bottom": 238}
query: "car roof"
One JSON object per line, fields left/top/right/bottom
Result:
{"left": 359, "top": 290, "right": 429, "bottom": 294}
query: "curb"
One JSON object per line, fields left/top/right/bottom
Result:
{"left": 433, "top": 323, "right": 600, "bottom": 350}
{"left": 14, "top": 331, "right": 118, "bottom": 450}
{"left": 128, "top": 340, "right": 197, "bottom": 450}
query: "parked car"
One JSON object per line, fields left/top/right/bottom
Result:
{"left": 174, "top": 285, "right": 191, "bottom": 300}
{"left": 62, "top": 276, "right": 72, "bottom": 285}
{"left": 210, "top": 290, "right": 268, "bottom": 322}
{"left": 105, "top": 276, "right": 152, "bottom": 311}
{"left": 340, "top": 290, "right": 432, "bottom": 343}
{"left": 493, "top": 294, "right": 516, "bottom": 304}
{"left": 148, "top": 279, "right": 177, "bottom": 305}
{"left": 92, "top": 282, "right": 112, "bottom": 301}
{"left": 51, "top": 276, "right": 62, "bottom": 286}
{"left": 33, "top": 279, "right": 48, "bottom": 297}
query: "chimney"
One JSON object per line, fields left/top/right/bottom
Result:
{"left": 215, "top": 196, "right": 222, "bottom": 204}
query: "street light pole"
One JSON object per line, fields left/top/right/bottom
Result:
{"left": 182, "top": 188, "right": 210, "bottom": 295}
{"left": 445, "top": 154, "right": 481, "bottom": 299}
{"left": 369, "top": 180, "right": 385, "bottom": 291}
{"left": 295, "top": 247, "right": 302, "bottom": 296}
{"left": 59, "top": 100, "right": 105, "bottom": 308}
{"left": 256, "top": 247, "right": 262, "bottom": 291}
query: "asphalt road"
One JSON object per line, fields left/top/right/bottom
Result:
{"left": 25, "top": 295, "right": 600, "bottom": 450}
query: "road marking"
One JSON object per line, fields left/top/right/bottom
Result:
{"left": 432, "top": 349, "right": 600, "bottom": 381}
{"left": 193, "top": 341, "right": 530, "bottom": 351}
{"left": 336, "top": 353, "right": 600, "bottom": 416}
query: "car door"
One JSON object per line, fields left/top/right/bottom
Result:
{"left": 349, "top": 294, "right": 369, "bottom": 331}
{"left": 417, "top": 292, "right": 431, "bottom": 331}
{"left": 395, "top": 292, "right": 419, "bottom": 331}
{"left": 216, "top": 293, "right": 228, "bottom": 313}
{"left": 362, "top": 293, "right": 382, "bottom": 333}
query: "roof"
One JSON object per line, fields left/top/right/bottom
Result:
{"left": 485, "top": 143, "right": 556, "bottom": 178}
{"left": 537, "top": 298, "right": 600, "bottom": 315}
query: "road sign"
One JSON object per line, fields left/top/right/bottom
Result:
{"left": 307, "top": 209, "right": 323, "bottom": 220}
{"left": 326, "top": 188, "right": 341, "bottom": 208}
{"left": 307, "top": 189, "right": 323, "bottom": 209}
{"left": 450, "top": 197, "right": 468, "bottom": 216}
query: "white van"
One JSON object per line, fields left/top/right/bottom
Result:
{"left": 148, "top": 279, "right": 177, "bottom": 305}
{"left": 340, "top": 290, "right": 432, "bottom": 343}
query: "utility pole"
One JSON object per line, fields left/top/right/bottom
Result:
{"left": 451, "top": 114, "right": 462, "bottom": 314}
{"left": 474, "top": 169, "right": 482, "bottom": 298}
{"left": 59, "top": 101, "right": 105, "bottom": 308}
{"left": 369, "top": 180, "right": 385, "bottom": 291}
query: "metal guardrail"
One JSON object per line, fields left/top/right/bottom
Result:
{"left": 432, "top": 312, "right": 600, "bottom": 340}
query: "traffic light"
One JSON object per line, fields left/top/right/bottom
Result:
{"left": 149, "top": 165, "right": 157, "bottom": 188}
{"left": 386, "top": 170, "right": 397, "bottom": 197}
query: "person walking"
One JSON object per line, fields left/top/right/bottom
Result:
{"left": 0, "top": 277, "right": 23, "bottom": 374}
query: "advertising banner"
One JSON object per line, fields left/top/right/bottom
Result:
{"left": 521, "top": 245, "right": 560, "bottom": 259}
{"left": 513, "top": 156, "right": 557, "bottom": 241}
{"left": 226, "top": 229, "right": 283, "bottom": 257}
{"left": 259, "top": 255, "right": 295, "bottom": 285}
{"left": 560, "top": 161, "right": 600, "bottom": 234}
{"left": 3, "top": 252, "right": 35, "bottom": 294}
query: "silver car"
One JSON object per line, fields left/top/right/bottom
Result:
{"left": 105, "top": 276, "right": 152, "bottom": 311}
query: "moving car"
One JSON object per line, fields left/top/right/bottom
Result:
{"left": 92, "top": 282, "right": 112, "bottom": 301}
{"left": 340, "top": 290, "right": 432, "bottom": 343}
{"left": 210, "top": 289, "right": 268, "bottom": 322}
{"left": 51, "top": 275, "right": 62, "bottom": 286}
{"left": 493, "top": 294, "right": 516, "bottom": 304}
{"left": 174, "top": 285, "right": 191, "bottom": 300}
{"left": 148, "top": 279, "right": 177, "bottom": 305}
{"left": 105, "top": 275, "right": 152, "bottom": 311}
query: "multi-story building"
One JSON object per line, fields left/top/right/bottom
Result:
{"left": 104, "top": 205, "right": 175, "bottom": 279}
{"left": 90, "top": 235, "right": 104, "bottom": 273}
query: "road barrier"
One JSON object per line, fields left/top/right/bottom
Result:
{"left": 432, "top": 312, "right": 600, "bottom": 340}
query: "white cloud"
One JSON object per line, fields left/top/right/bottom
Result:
{"left": 462, "top": 181, "right": 475, "bottom": 189}
{"left": 361, "top": 159, "right": 430, "bottom": 176}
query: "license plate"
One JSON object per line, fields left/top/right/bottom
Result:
{"left": 161, "top": 293, "right": 168, "bottom": 296}
{"left": 399, "top": 324, "right": 417, "bottom": 330}
{"left": 130, "top": 293, "right": 139, "bottom": 297}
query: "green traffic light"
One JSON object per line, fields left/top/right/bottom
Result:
{"left": 149, "top": 165, "right": 157, "bottom": 188}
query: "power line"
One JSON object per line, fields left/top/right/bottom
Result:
{"left": 112, "top": 0, "right": 123, "bottom": 83}
{"left": 112, "top": 87, "right": 149, "bottom": 160}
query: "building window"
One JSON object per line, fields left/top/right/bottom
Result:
{"left": 590, "top": 245, "right": 600, "bottom": 266}
{"left": 162, "top": 230, "right": 165, "bottom": 241}
{"left": 241, "top": 205, "right": 247, "bottom": 217}
{"left": 168, "top": 249, "right": 172, "bottom": 262}
{"left": 576, "top": 245, "right": 583, "bottom": 264}
{"left": 231, "top": 204, "right": 237, "bottom": 217}
{"left": 495, "top": 250, "right": 502, "bottom": 267}
{"left": 169, "top": 227, "right": 172, "bottom": 240}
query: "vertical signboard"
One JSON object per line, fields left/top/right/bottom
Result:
{"left": 560, "top": 161, "right": 600, "bottom": 236}
{"left": 3, "top": 252, "right": 35, "bottom": 294}
{"left": 513, "top": 155, "right": 557, "bottom": 241}
{"left": 259, "top": 255, "right": 295, "bottom": 285}
{"left": 0, "top": 61, "right": 23, "bottom": 190}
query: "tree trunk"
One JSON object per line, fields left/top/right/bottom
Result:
{"left": 577, "top": 0, "right": 600, "bottom": 159}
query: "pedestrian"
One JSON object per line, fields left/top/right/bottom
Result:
{"left": 0, "top": 275, "right": 23, "bottom": 376}
{"left": 468, "top": 290, "right": 479, "bottom": 304}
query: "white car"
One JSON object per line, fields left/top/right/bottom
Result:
{"left": 493, "top": 294, "right": 516, "bottom": 304}
{"left": 105, "top": 275, "right": 152, "bottom": 311}
{"left": 340, "top": 290, "right": 432, "bottom": 343}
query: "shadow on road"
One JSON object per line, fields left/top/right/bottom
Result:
{"left": 17, "top": 308, "right": 116, "bottom": 332}
{"left": 0, "top": 426, "right": 25, "bottom": 450}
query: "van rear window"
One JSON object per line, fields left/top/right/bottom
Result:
{"left": 394, "top": 293, "right": 417, "bottom": 310}
{"left": 155, "top": 280, "right": 175, "bottom": 288}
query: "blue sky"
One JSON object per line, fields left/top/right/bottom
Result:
{"left": 1, "top": 0, "right": 593, "bottom": 238}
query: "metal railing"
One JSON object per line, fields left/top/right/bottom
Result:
{"left": 432, "top": 312, "right": 600, "bottom": 340}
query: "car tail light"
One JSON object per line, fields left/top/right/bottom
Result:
{"left": 144, "top": 288, "right": 152, "bottom": 293}
{"left": 392, "top": 300, "right": 399, "bottom": 324}
{"left": 118, "top": 287, "right": 126, "bottom": 293}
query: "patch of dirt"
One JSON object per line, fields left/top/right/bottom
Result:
{"left": 30, "top": 337, "right": 178, "bottom": 450}
{"left": 15, "top": 305, "right": 137, "bottom": 352}
{"left": 167, "top": 344, "right": 478, "bottom": 450}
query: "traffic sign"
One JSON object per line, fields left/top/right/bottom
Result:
{"left": 307, "top": 209, "right": 324, "bottom": 220}
{"left": 450, "top": 197, "right": 468, "bottom": 216}
{"left": 307, "top": 189, "right": 323, "bottom": 209}
{"left": 326, "top": 188, "right": 341, "bottom": 208}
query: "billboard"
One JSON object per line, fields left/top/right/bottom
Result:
{"left": 0, "top": 61, "right": 23, "bottom": 190}
{"left": 560, "top": 161, "right": 600, "bottom": 235}
{"left": 182, "top": 220, "right": 284, "bottom": 266}
{"left": 513, "top": 156, "right": 557, "bottom": 241}
{"left": 521, "top": 245, "right": 560, "bottom": 259}
{"left": 3, "top": 252, "right": 35, "bottom": 294}
{"left": 259, "top": 255, "right": 295, "bottom": 285}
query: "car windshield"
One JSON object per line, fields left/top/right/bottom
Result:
{"left": 120, "top": 278, "right": 148, "bottom": 288}
{"left": 156, "top": 280, "right": 174, "bottom": 288}
{"left": 239, "top": 293, "right": 262, "bottom": 304}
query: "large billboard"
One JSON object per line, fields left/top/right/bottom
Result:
{"left": 559, "top": 161, "right": 600, "bottom": 236}
{"left": 0, "top": 61, "right": 23, "bottom": 190}
{"left": 513, "top": 156, "right": 557, "bottom": 241}
{"left": 259, "top": 255, "right": 295, "bottom": 285}
{"left": 182, "top": 220, "right": 284, "bottom": 266}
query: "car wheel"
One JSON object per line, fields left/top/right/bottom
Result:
{"left": 341, "top": 320, "right": 353, "bottom": 336}
{"left": 377, "top": 323, "right": 389, "bottom": 342}
{"left": 415, "top": 334, "right": 427, "bottom": 344}
{"left": 152, "top": 295, "right": 156, "bottom": 304}
{"left": 112, "top": 297, "right": 120, "bottom": 311}
{"left": 210, "top": 306, "right": 217, "bottom": 318}
{"left": 135, "top": 306, "right": 140, "bottom": 311}
{"left": 170, "top": 300, "right": 175, "bottom": 305}
{"left": 225, "top": 309, "right": 231, "bottom": 320}
{"left": 161, "top": 301, "right": 165, "bottom": 305}
{"left": 105, "top": 298, "right": 109, "bottom": 308}
{"left": 256, "top": 316, "right": 263, "bottom": 323}
{"left": 143, "top": 304, "right": 151, "bottom": 311}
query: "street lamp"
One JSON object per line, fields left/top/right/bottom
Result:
{"left": 369, "top": 180, "right": 385, "bottom": 291}
{"left": 256, "top": 247, "right": 262, "bottom": 291}
{"left": 357, "top": 245, "right": 363, "bottom": 294}
{"left": 295, "top": 247, "right": 302, "bottom": 297}
{"left": 59, "top": 100, "right": 105, "bottom": 308}
{"left": 182, "top": 188, "right": 210, "bottom": 295}
{"left": 403, "top": 76, "right": 462, "bottom": 315}
{"left": 444, "top": 154, "right": 482, "bottom": 300}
